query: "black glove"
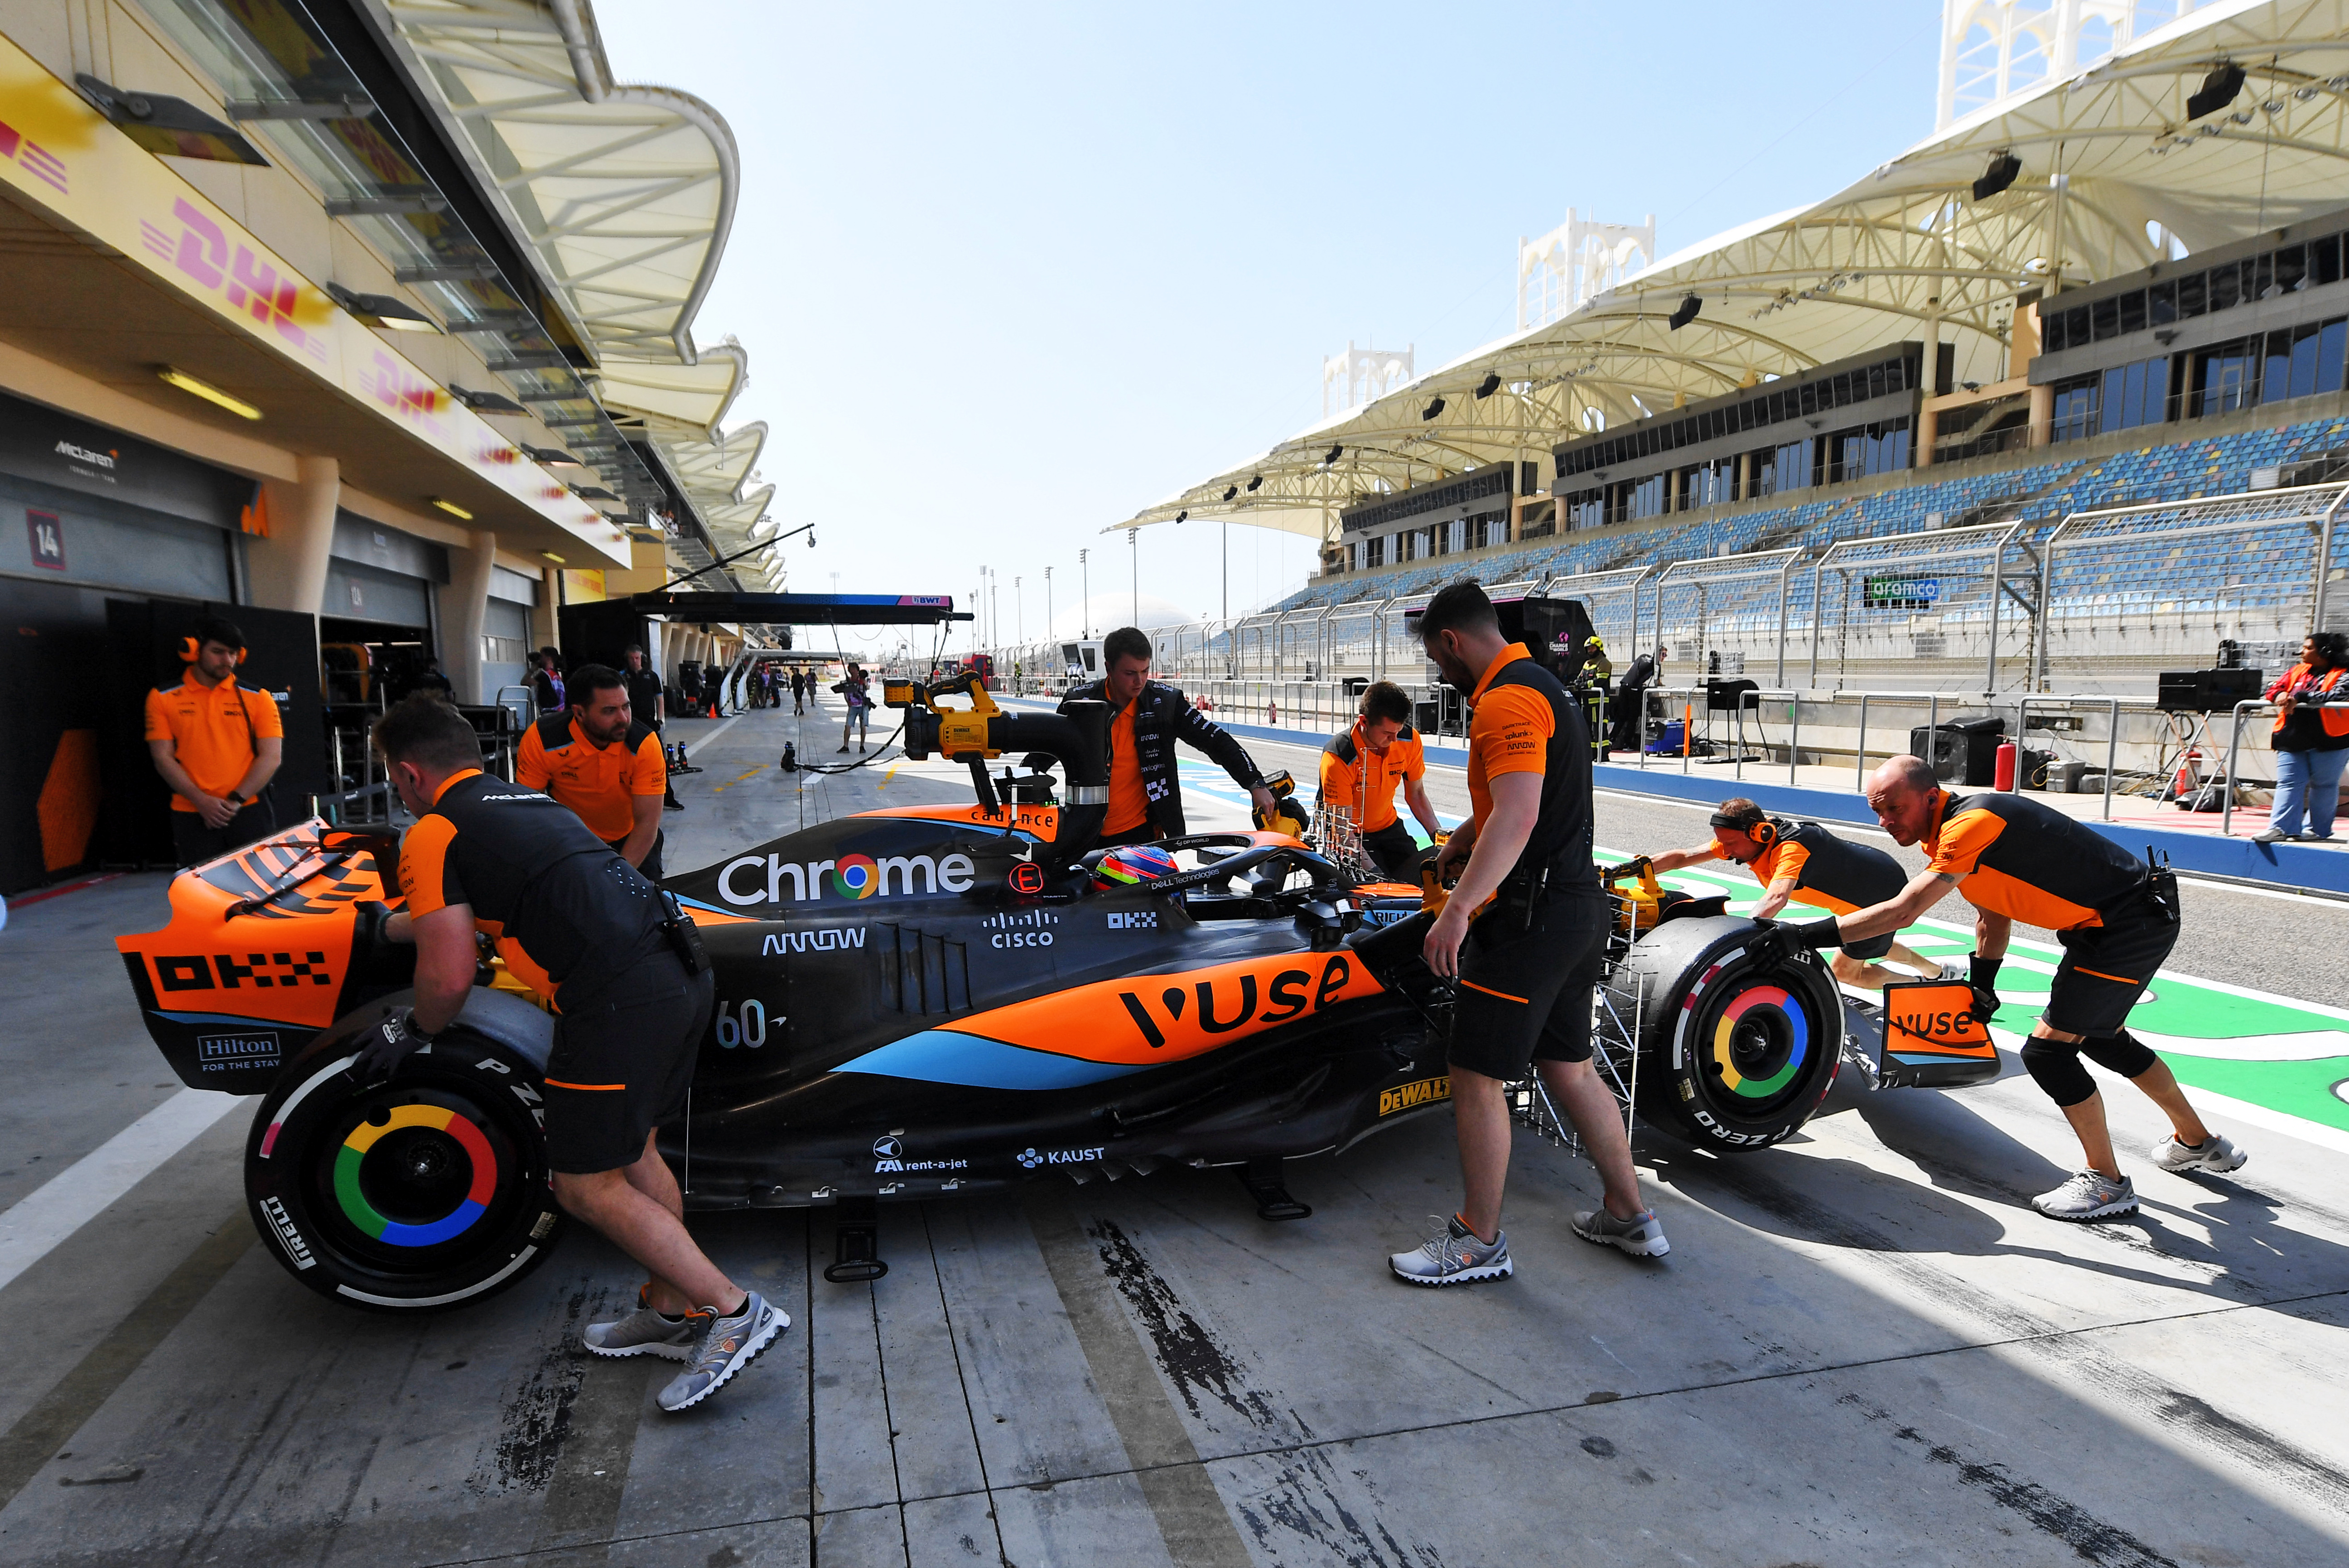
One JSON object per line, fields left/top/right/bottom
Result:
{"left": 1608, "top": 856, "right": 1653, "bottom": 882}
{"left": 353, "top": 1006, "right": 435, "bottom": 1082}
{"left": 1967, "top": 956, "right": 2003, "bottom": 1023}
{"left": 1745, "top": 918, "right": 1840, "bottom": 969}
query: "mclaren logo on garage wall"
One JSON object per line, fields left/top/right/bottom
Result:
{"left": 718, "top": 850, "right": 977, "bottom": 906}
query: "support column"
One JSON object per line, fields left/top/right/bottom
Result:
{"left": 1736, "top": 451, "right": 1753, "bottom": 499}
{"left": 2027, "top": 382, "right": 2055, "bottom": 450}
{"left": 1917, "top": 403, "right": 1938, "bottom": 468}
{"left": 244, "top": 454, "right": 338, "bottom": 615}
{"left": 536, "top": 566, "right": 562, "bottom": 657}
{"left": 443, "top": 530, "right": 497, "bottom": 704}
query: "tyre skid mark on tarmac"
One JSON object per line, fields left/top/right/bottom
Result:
{"left": 475, "top": 1285, "right": 614, "bottom": 1495}
{"left": 1838, "top": 1392, "right": 2180, "bottom": 1568}
{"left": 1686, "top": 1154, "right": 2349, "bottom": 1518}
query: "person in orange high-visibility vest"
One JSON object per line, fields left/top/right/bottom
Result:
{"left": 2257, "top": 631, "right": 2349, "bottom": 844}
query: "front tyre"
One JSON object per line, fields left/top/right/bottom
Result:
{"left": 1621, "top": 915, "right": 1843, "bottom": 1150}
{"left": 245, "top": 1030, "right": 563, "bottom": 1312}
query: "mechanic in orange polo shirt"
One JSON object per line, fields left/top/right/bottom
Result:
{"left": 1060, "top": 626, "right": 1276, "bottom": 847}
{"left": 517, "top": 662, "right": 669, "bottom": 881}
{"left": 1316, "top": 679, "right": 1442, "bottom": 881}
{"left": 1748, "top": 754, "right": 2245, "bottom": 1222}
{"left": 1388, "top": 582, "right": 1665, "bottom": 1288}
{"left": 144, "top": 614, "right": 284, "bottom": 867}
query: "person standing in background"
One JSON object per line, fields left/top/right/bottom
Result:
{"left": 835, "top": 663, "right": 872, "bottom": 753}
{"left": 623, "top": 644, "right": 682, "bottom": 813}
{"left": 531, "top": 649, "right": 566, "bottom": 716}
{"left": 2256, "top": 631, "right": 2349, "bottom": 843}
{"left": 145, "top": 613, "right": 284, "bottom": 866}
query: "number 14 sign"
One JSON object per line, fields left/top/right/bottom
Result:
{"left": 26, "top": 509, "right": 63, "bottom": 571}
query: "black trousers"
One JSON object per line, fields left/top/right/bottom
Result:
{"left": 606, "top": 829, "right": 665, "bottom": 884}
{"left": 171, "top": 800, "right": 278, "bottom": 868}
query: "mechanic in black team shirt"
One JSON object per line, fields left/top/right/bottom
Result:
{"left": 1389, "top": 583, "right": 1666, "bottom": 1287}
{"left": 362, "top": 696, "right": 785, "bottom": 1411}
{"left": 1059, "top": 625, "right": 1278, "bottom": 846}
{"left": 1749, "top": 754, "right": 2246, "bottom": 1221}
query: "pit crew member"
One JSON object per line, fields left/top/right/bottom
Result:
{"left": 145, "top": 614, "right": 284, "bottom": 866}
{"left": 1058, "top": 625, "right": 1277, "bottom": 846}
{"left": 518, "top": 662, "right": 669, "bottom": 881}
{"left": 366, "top": 695, "right": 783, "bottom": 1411}
{"left": 1749, "top": 754, "right": 2245, "bottom": 1221}
{"left": 1317, "top": 680, "right": 1444, "bottom": 881}
{"left": 1392, "top": 582, "right": 1666, "bottom": 1286}
{"left": 1629, "top": 798, "right": 1940, "bottom": 989}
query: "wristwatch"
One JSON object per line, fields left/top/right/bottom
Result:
{"left": 223, "top": 790, "right": 246, "bottom": 806}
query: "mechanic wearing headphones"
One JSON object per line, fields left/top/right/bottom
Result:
{"left": 1629, "top": 798, "right": 1942, "bottom": 990}
{"left": 1391, "top": 582, "right": 1665, "bottom": 1287}
{"left": 518, "top": 662, "right": 669, "bottom": 882}
{"left": 1750, "top": 754, "right": 2245, "bottom": 1221}
{"left": 145, "top": 614, "right": 284, "bottom": 867}
{"left": 1317, "top": 679, "right": 1444, "bottom": 881}
{"left": 363, "top": 695, "right": 783, "bottom": 1410}
{"left": 1059, "top": 625, "right": 1277, "bottom": 846}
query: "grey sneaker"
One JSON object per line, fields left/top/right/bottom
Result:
{"left": 584, "top": 1286, "right": 698, "bottom": 1362}
{"left": 1389, "top": 1215, "right": 1511, "bottom": 1287}
{"left": 656, "top": 1292, "right": 787, "bottom": 1413}
{"left": 2251, "top": 827, "right": 2296, "bottom": 844}
{"left": 1937, "top": 960, "right": 1968, "bottom": 983}
{"left": 2148, "top": 1132, "right": 2248, "bottom": 1175}
{"left": 2032, "top": 1170, "right": 2138, "bottom": 1221}
{"left": 1573, "top": 1206, "right": 1671, "bottom": 1257}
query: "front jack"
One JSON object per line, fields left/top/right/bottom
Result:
{"left": 1235, "top": 1158, "right": 1312, "bottom": 1221}
{"left": 824, "top": 1195, "right": 888, "bottom": 1283}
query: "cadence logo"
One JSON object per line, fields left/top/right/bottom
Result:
{"left": 719, "top": 850, "right": 977, "bottom": 906}
{"left": 53, "top": 439, "right": 116, "bottom": 471}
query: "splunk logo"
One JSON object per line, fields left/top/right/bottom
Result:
{"left": 719, "top": 850, "right": 976, "bottom": 906}
{"left": 983, "top": 909, "right": 1057, "bottom": 948}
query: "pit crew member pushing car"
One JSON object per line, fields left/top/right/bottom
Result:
{"left": 1059, "top": 625, "right": 1278, "bottom": 846}
{"left": 518, "top": 662, "right": 669, "bottom": 881}
{"left": 365, "top": 695, "right": 785, "bottom": 1411}
{"left": 1629, "top": 798, "right": 1941, "bottom": 990}
{"left": 1392, "top": 582, "right": 1667, "bottom": 1286}
{"left": 1749, "top": 754, "right": 2244, "bottom": 1221}
{"left": 1317, "top": 680, "right": 1444, "bottom": 882}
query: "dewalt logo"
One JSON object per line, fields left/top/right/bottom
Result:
{"left": 1379, "top": 1075, "right": 1450, "bottom": 1117}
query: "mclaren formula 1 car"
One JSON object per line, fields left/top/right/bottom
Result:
{"left": 117, "top": 676, "right": 1999, "bottom": 1312}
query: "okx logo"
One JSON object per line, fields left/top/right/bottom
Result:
{"left": 1106, "top": 911, "right": 1158, "bottom": 931}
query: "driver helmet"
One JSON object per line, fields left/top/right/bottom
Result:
{"left": 1094, "top": 844, "right": 1179, "bottom": 889}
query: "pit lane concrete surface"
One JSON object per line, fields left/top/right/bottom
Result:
{"left": 0, "top": 688, "right": 2344, "bottom": 1567}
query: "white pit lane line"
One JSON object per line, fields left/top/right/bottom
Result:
{"left": 0, "top": 1089, "right": 244, "bottom": 1295}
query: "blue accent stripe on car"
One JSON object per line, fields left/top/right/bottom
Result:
{"left": 833, "top": 1031, "right": 1144, "bottom": 1090}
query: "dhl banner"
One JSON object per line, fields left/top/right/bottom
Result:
{"left": 0, "top": 34, "right": 625, "bottom": 564}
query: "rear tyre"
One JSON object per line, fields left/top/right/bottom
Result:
{"left": 245, "top": 1029, "right": 564, "bottom": 1312}
{"left": 1619, "top": 915, "right": 1843, "bottom": 1150}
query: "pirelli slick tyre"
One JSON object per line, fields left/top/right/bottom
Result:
{"left": 1620, "top": 914, "right": 1843, "bottom": 1151}
{"left": 244, "top": 1018, "right": 564, "bottom": 1312}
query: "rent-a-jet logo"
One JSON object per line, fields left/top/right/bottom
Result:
{"left": 717, "top": 850, "right": 976, "bottom": 906}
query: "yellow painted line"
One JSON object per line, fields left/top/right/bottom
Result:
{"left": 711, "top": 766, "right": 765, "bottom": 794}
{"left": 878, "top": 764, "right": 901, "bottom": 790}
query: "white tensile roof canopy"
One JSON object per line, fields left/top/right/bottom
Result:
{"left": 1127, "top": 0, "right": 2349, "bottom": 541}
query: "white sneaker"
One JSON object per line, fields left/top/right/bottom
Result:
{"left": 1572, "top": 1206, "right": 1671, "bottom": 1257}
{"left": 1389, "top": 1215, "right": 1512, "bottom": 1287}
{"left": 2032, "top": 1170, "right": 2138, "bottom": 1221}
{"left": 2148, "top": 1133, "right": 2247, "bottom": 1175}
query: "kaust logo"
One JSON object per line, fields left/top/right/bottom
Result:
{"left": 1017, "top": 1145, "right": 1105, "bottom": 1169}
{"left": 719, "top": 850, "right": 976, "bottom": 906}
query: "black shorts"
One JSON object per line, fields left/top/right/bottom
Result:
{"left": 1840, "top": 930, "right": 1895, "bottom": 961}
{"left": 545, "top": 958, "right": 713, "bottom": 1174}
{"left": 2043, "top": 902, "right": 2177, "bottom": 1037}
{"left": 605, "top": 829, "right": 664, "bottom": 884}
{"left": 171, "top": 800, "right": 277, "bottom": 867}
{"left": 1361, "top": 821, "right": 1428, "bottom": 882}
{"left": 1447, "top": 887, "right": 1611, "bottom": 1081}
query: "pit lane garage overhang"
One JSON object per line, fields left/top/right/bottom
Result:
{"left": 1122, "top": 0, "right": 2349, "bottom": 542}
{"left": 628, "top": 592, "right": 970, "bottom": 627}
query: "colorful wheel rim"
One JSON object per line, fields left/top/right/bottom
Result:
{"left": 1710, "top": 984, "right": 1810, "bottom": 1100}
{"left": 830, "top": 853, "right": 879, "bottom": 899}
{"left": 333, "top": 1105, "right": 498, "bottom": 1247}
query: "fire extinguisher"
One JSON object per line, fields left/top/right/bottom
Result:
{"left": 2172, "top": 748, "right": 2199, "bottom": 799}
{"left": 1994, "top": 740, "right": 2018, "bottom": 791}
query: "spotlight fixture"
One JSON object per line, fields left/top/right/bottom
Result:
{"left": 1667, "top": 294, "right": 1702, "bottom": 331}
{"left": 1421, "top": 396, "right": 1445, "bottom": 421}
{"left": 2186, "top": 62, "right": 2246, "bottom": 121}
{"left": 1474, "top": 372, "right": 1503, "bottom": 398}
{"left": 573, "top": 485, "right": 619, "bottom": 502}
{"left": 1223, "top": 485, "right": 1238, "bottom": 501}
{"left": 1176, "top": 510, "right": 1188, "bottom": 522}
{"left": 326, "top": 282, "right": 439, "bottom": 333}
{"left": 1325, "top": 444, "right": 1344, "bottom": 465}
{"left": 523, "top": 444, "right": 582, "bottom": 465}
{"left": 429, "top": 497, "right": 474, "bottom": 521}
{"left": 1246, "top": 474, "right": 1263, "bottom": 491}
{"left": 449, "top": 384, "right": 526, "bottom": 415}
{"left": 1972, "top": 150, "right": 2021, "bottom": 202}
{"left": 75, "top": 74, "right": 266, "bottom": 164}
{"left": 1961, "top": 380, "right": 1982, "bottom": 393}
{"left": 155, "top": 366, "right": 260, "bottom": 420}
{"left": 540, "top": 550, "right": 566, "bottom": 564}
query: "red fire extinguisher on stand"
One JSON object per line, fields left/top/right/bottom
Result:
{"left": 1994, "top": 739, "right": 2018, "bottom": 791}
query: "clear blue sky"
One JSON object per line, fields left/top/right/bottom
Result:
{"left": 595, "top": 1, "right": 1947, "bottom": 655}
